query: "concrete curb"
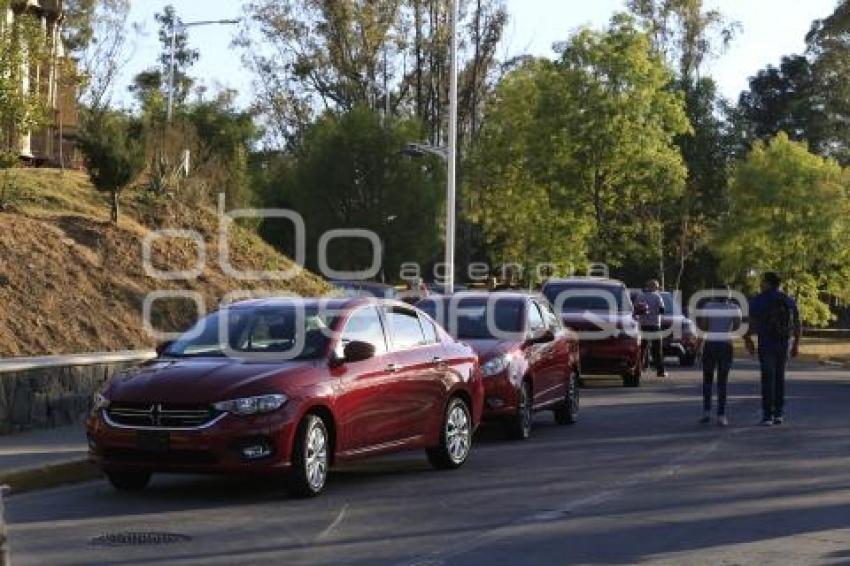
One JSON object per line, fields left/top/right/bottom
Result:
{"left": 0, "top": 459, "right": 100, "bottom": 495}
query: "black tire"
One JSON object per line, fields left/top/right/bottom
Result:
{"left": 554, "top": 373, "right": 579, "bottom": 425}
{"left": 679, "top": 353, "right": 697, "bottom": 367}
{"left": 623, "top": 369, "right": 641, "bottom": 388}
{"left": 287, "top": 414, "right": 330, "bottom": 497}
{"left": 504, "top": 380, "right": 533, "bottom": 440}
{"left": 427, "top": 397, "right": 473, "bottom": 469}
{"left": 105, "top": 470, "right": 151, "bottom": 491}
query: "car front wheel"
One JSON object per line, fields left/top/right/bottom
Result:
{"left": 554, "top": 373, "right": 579, "bottom": 425}
{"left": 427, "top": 397, "right": 472, "bottom": 469}
{"left": 288, "top": 414, "right": 330, "bottom": 497}
{"left": 504, "top": 381, "right": 533, "bottom": 440}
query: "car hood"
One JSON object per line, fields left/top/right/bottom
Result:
{"left": 560, "top": 311, "right": 633, "bottom": 329}
{"left": 461, "top": 339, "right": 518, "bottom": 363}
{"left": 105, "top": 358, "right": 316, "bottom": 404}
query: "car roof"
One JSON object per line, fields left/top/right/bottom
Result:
{"left": 544, "top": 277, "right": 626, "bottom": 288}
{"left": 420, "top": 291, "right": 542, "bottom": 303}
{"left": 226, "top": 296, "right": 413, "bottom": 311}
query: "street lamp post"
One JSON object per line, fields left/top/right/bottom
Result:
{"left": 166, "top": 18, "right": 240, "bottom": 122}
{"left": 445, "top": 0, "right": 459, "bottom": 296}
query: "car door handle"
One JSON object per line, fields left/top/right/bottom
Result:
{"left": 386, "top": 363, "right": 399, "bottom": 373}
{"left": 432, "top": 357, "right": 447, "bottom": 366}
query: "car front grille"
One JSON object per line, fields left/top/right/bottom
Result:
{"left": 107, "top": 403, "right": 222, "bottom": 429}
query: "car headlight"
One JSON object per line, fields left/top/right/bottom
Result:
{"left": 92, "top": 392, "right": 110, "bottom": 413}
{"left": 481, "top": 354, "right": 512, "bottom": 377}
{"left": 213, "top": 394, "right": 288, "bottom": 416}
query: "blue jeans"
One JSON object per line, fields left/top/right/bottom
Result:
{"left": 759, "top": 346, "right": 788, "bottom": 419}
{"left": 703, "top": 342, "right": 732, "bottom": 415}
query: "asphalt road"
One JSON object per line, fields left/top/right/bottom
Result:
{"left": 5, "top": 359, "right": 850, "bottom": 566}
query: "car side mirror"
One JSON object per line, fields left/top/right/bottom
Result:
{"left": 634, "top": 303, "right": 648, "bottom": 316}
{"left": 527, "top": 329, "right": 555, "bottom": 345}
{"left": 342, "top": 340, "right": 376, "bottom": 364}
{"left": 155, "top": 340, "right": 174, "bottom": 357}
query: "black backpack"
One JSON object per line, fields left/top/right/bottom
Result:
{"left": 763, "top": 294, "right": 793, "bottom": 340}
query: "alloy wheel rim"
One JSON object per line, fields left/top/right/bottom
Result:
{"left": 446, "top": 403, "right": 471, "bottom": 463}
{"left": 305, "top": 422, "right": 328, "bottom": 490}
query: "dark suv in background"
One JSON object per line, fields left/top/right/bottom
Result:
{"left": 543, "top": 278, "right": 644, "bottom": 387}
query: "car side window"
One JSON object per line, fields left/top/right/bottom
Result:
{"left": 338, "top": 307, "right": 388, "bottom": 358}
{"left": 419, "top": 314, "right": 439, "bottom": 344}
{"left": 527, "top": 301, "right": 546, "bottom": 332}
{"left": 385, "top": 307, "right": 427, "bottom": 350}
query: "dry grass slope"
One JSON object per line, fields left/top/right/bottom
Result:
{"left": 0, "top": 169, "right": 330, "bottom": 357}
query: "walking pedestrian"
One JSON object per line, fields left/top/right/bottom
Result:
{"left": 744, "top": 272, "right": 801, "bottom": 426}
{"left": 640, "top": 280, "right": 667, "bottom": 378}
{"left": 697, "top": 286, "right": 742, "bottom": 426}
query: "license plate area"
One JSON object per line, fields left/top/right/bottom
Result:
{"left": 136, "top": 430, "right": 171, "bottom": 452}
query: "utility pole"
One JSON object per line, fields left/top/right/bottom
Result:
{"left": 445, "top": 0, "right": 459, "bottom": 295}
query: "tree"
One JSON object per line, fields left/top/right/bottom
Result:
{"left": 239, "top": 0, "right": 507, "bottom": 149}
{"left": 468, "top": 16, "right": 691, "bottom": 273}
{"left": 73, "top": 0, "right": 132, "bottom": 111}
{"left": 736, "top": 55, "right": 827, "bottom": 153}
{"left": 78, "top": 112, "right": 146, "bottom": 224}
{"left": 130, "top": 5, "right": 199, "bottom": 113}
{"left": 268, "top": 105, "right": 443, "bottom": 281}
{"left": 0, "top": 0, "right": 53, "bottom": 155}
{"left": 713, "top": 133, "right": 850, "bottom": 325}
{"left": 466, "top": 59, "right": 592, "bottom": 275}
{"left": 628, "top": 0, "right": 739, "bottom": 291}
{"left": 806, "top": 0, "right": 850, "bottom": 163}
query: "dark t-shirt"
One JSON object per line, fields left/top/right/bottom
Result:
{"left": 749, "top": 289, "right": 799, "bottom": 351}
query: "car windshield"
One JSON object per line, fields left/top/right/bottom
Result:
{"left": 163, "top": 306, "right": 336, "bottom": 360}
{"left": 544, "top": 284, "right": 630, "bottom": 313}
{"left": 418, "top": 298, "right": 523, "bottom": 339}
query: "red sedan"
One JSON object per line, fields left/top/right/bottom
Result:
{"left": 543, "top": 278, "right": 644, "bottom": 387}
{"left": 87, "top": 298, "right": 483, "bottom": 497}
{"left": 418, "top": 292, "right": 580, "bottom": 440}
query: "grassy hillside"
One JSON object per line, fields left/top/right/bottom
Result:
{"left": 0, "top": 169, "right": 330, "bottom": 357}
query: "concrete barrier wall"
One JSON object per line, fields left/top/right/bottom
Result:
{"left": 0, "top": 351, "right": 155, "bottom": 435}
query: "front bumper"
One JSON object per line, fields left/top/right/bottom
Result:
{"left": 580, "top": 337, "right": 641, "bottom": 376}
{"left": 87, "top": 408, "right": 297, "bottom": 475}
{"left": 481, "top": 373, "right": 520, "bottom": 419}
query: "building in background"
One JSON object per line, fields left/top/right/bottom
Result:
{"left": 5, "top": 0, "right": 80, "bottom": 167}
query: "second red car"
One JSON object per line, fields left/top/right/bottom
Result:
{"left": 418, "top": 292, "right": 580, "bottom": 439}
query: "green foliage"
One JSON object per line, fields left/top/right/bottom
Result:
{"left": 713, "top": 133, "right": 850, "bottom": 325}
{"left": 736, "top": 56, "right": 828, "bottom": 155}
{"left": 77, "top": 112, "right": 147, "bottom": 223}
{"left": 274, "top": 105, "right": 443, "bottom": 280}
{"left": 130, "top": 4, "right": 199, "bottom": 112}
{"left": 466, "top": 59, "right": 592, "bottom": 275}
{"left": 0, "top": 1, "right": 53, "bottom": 154}
{"left": 468, "top": 15, "right": 690, "bottom": 273}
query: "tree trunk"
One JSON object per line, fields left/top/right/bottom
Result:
{"left": 110, "top": 190, "right": 120, "bottom": 224}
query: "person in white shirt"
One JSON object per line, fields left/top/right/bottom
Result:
{"left": 697, "top": 285, "right": 743, "bottom": 426}
{"left": 639, "top": 280, "right": 667, "bottom": 378}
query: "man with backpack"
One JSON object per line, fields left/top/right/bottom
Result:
{"left": 744, "top": 272, "right": 801, "bottom": 426}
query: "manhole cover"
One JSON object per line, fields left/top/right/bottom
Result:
{"left": 89, "top": 532, "right": 192, "bottom": 546}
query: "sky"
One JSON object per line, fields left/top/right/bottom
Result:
{"left": 116, "top": 0, "right": 839, "bottom": 109}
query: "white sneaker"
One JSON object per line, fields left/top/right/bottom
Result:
{"left": 717, "top": 416, "right": 728, "bottom": 427}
